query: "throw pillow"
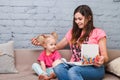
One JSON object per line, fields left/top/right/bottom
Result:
{"left": 0, "top": 41, "right": 18, "bottom": 73}
{"left": 106, "top": 57, "right": 120, "bottom": 77}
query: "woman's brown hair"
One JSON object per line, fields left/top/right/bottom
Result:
{"left": 71, "top": 5, "right": 95, "bottom": 45}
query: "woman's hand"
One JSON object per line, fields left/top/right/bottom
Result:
{"left": 94, "top": 56, "right": 104, "bottom": 67}
{"left": 31, "top": 38, "right": 41, "bottom": 46}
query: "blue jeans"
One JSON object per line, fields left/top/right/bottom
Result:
{"left": 53, "top": 63, "right": 105, "bottom": 80}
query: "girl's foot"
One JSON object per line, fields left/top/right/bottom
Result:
{"left": 38, "top": 74, "right": 50, "bottom": 80}
{"left": 49, "top": 73, "right": 56, "bottom": 79}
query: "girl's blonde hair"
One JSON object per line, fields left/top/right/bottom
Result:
{"left": 36, "top": 32, "right": 58, "bottom": 47}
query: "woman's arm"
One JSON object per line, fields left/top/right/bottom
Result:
{"left": 31, "top": 38, "right": 41, "bottom": 46}
{"left": 99, "top": 37, "right": 109, "bottom": 63}
{"left": 56, "top": 37, "right": 69, "bottom": 50}
{"left": 94, "top": 37, "right": 109, "bottom": 67}
{"left": 31, "top": 36, "right": 69, "bottom": 50}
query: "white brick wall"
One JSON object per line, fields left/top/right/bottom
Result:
{"left": 0, "top": 0, "right": 120, "bottom": 49}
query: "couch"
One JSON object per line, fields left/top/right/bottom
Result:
{"left": 0, "top": 49, "right": 120, "bottom": 80}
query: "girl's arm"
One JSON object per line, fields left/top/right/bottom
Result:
{"left": 40, "top": 61, "right": 47, "bottom": 74}
{"left": 56, "top": 37, "right": 69, "bottom": 50}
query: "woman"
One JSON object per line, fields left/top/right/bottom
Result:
{"left": 32, "top": 5, "right": 109, "bottom": 80}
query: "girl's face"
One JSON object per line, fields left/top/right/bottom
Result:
{"left": 44, "top": 37, "right": 56, "bottom": 53}
{"left": 74, "top": 12, "right": 86, "bottom": 29}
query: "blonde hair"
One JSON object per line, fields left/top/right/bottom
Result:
{"left": 36, "top": 32, "right": 58, "bottom": 47}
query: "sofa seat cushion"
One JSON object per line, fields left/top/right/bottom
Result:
{"left": 0, "top": 70, "right": 37, "bottom": 80}
{"left": 1, "top": 73, "right": 119, "bottom": 80}
{"left": 103, "top": 73, "right": 120, "bottom": 80}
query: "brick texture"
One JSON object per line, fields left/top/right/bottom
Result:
{"left": 0, "top": 0, "right": 120, "bottom": 49}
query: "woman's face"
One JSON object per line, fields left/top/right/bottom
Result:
{"left": 74, "top": 12, "right": 86, "bottom": 29}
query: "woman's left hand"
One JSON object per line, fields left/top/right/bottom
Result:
{"left": 94, "top": 56, "right": 104, "bottom": 67}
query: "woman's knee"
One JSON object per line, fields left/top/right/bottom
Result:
{"left": 68, "top": 66, "right": 84, "bottom": 80}
{"left": 68, "top": 66, "right": 79, "bottom": 74}
{"left": 53, "top": 63, "right": 66, "bottom": 72}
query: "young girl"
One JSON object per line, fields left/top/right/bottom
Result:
{"left": 32, "top": 32, "right": 62, "bottom": 80}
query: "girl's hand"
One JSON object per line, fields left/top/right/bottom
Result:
{"left": 52, "top": 59, "right": 62, "bottom": 67}
{"left": 31, "top": 38, "right": 41, "bottom": 46}
{"left": 94, "top": 56, "right": 104, "bottom": 67}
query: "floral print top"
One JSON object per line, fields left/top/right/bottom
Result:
{"left": 65, "top": 28, "right": 106, "bottom": 62}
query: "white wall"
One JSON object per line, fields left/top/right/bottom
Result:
{"left": 0, "top": 0, "right": 120, "bottom": 49}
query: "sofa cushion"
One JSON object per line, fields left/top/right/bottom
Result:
{"left": 0, "top": 41, "right": 18, "bottom": 73}
{"left": 0, "top": 70, "right": 37, "bottom": 80}
{"left": 103, "top": 73, "right": 120, "bottom": 80}
{"left": 106, "top": 57, "right": 120, "bottom": 77}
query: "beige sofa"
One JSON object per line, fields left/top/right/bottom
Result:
{"left": 0, "top": 49, "right": 120, "bottom": 80}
